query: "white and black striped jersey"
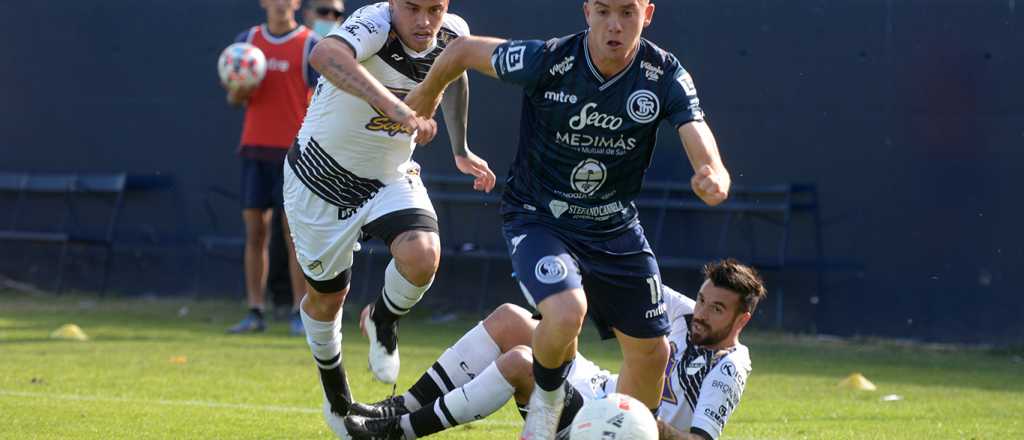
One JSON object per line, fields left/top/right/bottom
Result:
{"left": 658, "top": 287, "right": 751, "bottom": 440}
{"left": 295, "top": 2, "right": 469, "bottom": 184}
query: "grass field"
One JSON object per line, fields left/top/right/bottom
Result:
{"left": 1, "top": 290, "right": 1022, "bottom": 439}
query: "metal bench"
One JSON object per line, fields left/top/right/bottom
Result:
{"left": 0, "top": 172, "right": 127, "bottom": 293}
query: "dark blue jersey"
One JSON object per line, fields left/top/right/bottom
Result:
{"left": 492, "top": 31, "right": 704, "bottom": 238}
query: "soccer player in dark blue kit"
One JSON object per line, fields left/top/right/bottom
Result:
{"left": 404, "top": 1, "right": 731, "bottom": 438}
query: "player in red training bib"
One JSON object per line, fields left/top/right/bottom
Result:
{"left": 223, "top": 0, "right": 320, "bottom": 336}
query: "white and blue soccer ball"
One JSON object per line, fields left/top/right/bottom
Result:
{"left": 570, "top": 393, "right": 658, "bottom": 440}
{"left": 217, "top": 42, "right": 267, "bottom": 88}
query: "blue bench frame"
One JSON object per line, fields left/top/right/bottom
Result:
{"left": 0, "top": 172, "right": 127, "bottom": 294}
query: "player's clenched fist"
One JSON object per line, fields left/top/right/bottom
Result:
{"left": 388, "top": 102, "right": 438, "bottom": 145}
{"left": 692, "top": 164, "right": 730, "bottom": 206}
{"left": 407, "top": 115, "right": 437, "bottom": 145}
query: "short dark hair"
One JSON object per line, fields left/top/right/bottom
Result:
{"left": 702, "top": 259, "right": 767, "bottom": 315}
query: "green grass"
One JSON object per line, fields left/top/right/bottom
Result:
{"left": 1, "top": 290, "right": 1022, "bottom": 439}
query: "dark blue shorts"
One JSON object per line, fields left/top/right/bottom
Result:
{"left": 503, "top": 218, "right": 670, "bottom": 340}
{"left": 241, "top": 157, "right": 284, "bottom": 210}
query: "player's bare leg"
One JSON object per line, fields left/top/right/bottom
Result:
{"left": 521, "top": 288, "right": 586, "bottom": 440}
{"left": 229, "top": 208, "right": 273, "bottom": 333}
{"left": 302, "top": 279, "right": 353, "bottom": 438}
{"left": 613, "top": 329, "right": 670, "bottom": 410}
{"left": 281, "top": 212, "right": 308, "bottom": 336}
{"left": 500, "top": 345, "right": 538, "bottom": 406}
{"left": 363, "top": 230, "right": 441, "bottom": 383}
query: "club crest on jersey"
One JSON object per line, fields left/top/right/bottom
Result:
{"left": 570, "top": 159, "right": 607, "bottom": 195}
{"left": 626, "top": 90, "right": 660, "bottom": 124}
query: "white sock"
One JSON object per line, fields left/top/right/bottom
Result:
{"left": 534, "top": 384, "right": 565, "bottom": 406}
{"left": 300, "top": 307, "right": 341, "bottom": 367}
{"left": 441, "top": 363, "right": 515, "bottom": 425}
{"left": 381, "top": 258, "right": 432, "bottom": 315}
{"left": 402, "top": 322, "right": 501, "bottom": 411}
{"left": 399, "top": 415, "right": 417, "bottom": 440}
{"left": 401, "top": 363, "right": 515, "bottom": 438}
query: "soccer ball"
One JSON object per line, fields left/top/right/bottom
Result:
{"left": 570, "top": 393, "right": 658, "bottom": 440}
{"left": 217, "top": 42, "right": 267, "bottom": 88}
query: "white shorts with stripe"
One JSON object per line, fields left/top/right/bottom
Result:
{"left": 283, "top": 157, "right": 435, "bottom": 285}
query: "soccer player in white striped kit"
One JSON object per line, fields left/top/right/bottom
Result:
{"left": 283, "top": 1, "right": 495, "bottom": 437}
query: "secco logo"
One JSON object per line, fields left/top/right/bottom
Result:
{"left": 365, "top": 104, "right": 414, "bottom": 137}
{"left": 569, "top": 103, "right": 623, "bottom": 130}
{"left": 544, "top": 90, "right": 578, "bottom": 104}
{"left": 626, "top": 90, "right": 659, "bottom": 124}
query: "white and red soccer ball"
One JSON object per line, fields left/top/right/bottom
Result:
{"left": 570, "top": 393, "right": 658, "bottom": 440}
{"left": 217, "top": 42, "right": 267, "bottom": 88}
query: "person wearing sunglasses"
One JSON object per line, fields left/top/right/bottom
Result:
{"left": 303, "top": 0, "right": 345, "bottom": 37}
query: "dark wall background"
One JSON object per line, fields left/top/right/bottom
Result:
{"left": 1, "top": 1, "right": 1021, "bottom": 344}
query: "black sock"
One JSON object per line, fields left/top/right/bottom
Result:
{"left": 315, "top": 354, "right": 352, "bottom": 416}
{"left": 408, "top": 398, "right": 456, "bottom": 437}
{"left": 249, "top": 308, "right": 264, "bottom": 320}
{"left": 371, "top": 291, "right": 402, "bottom": 327}
{"left": 557, "top": 383, "right": 584, "bottom": 431}
{"left": 533, "top": 356, "right": 574, "bottom": 392}
{"left": 407, "top": 362, "right": 448, "bottom": 407}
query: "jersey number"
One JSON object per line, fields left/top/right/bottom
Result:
{"left": 646, "top": 274, "right": 662, "bottom": 304}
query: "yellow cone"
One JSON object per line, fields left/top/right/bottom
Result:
{"left": 50, "top": 324, "right": 89, "bottom": 341}
{"left": 169, "top": 355, "right": 188, "bottom": 365}
{"left": 838, "top": 372, "right": 877, "bottom": 391}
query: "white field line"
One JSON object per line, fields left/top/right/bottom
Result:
{"left": 0, "top": 389, "right": 521, "bottom": 427}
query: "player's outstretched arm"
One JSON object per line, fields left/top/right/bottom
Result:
{"left": 309, "top": 37, "right": 436, "bottom": 144}
{"left": 406, "top": 35, "right": 507, "bottom": 119}
{"left": 439, "top": 73, "right": 496, "bottom": 192}
{"left": 679, "top": 121, "right": 730, "bottom": 206}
